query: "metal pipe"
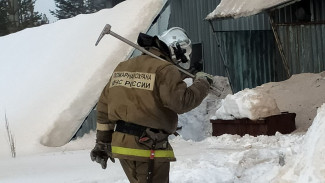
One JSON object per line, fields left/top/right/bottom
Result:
{"left": 269, "top": 13, "right": 291, "bottom": 79}
{"left": 208, "top": 20, "right": 234, "bottom": 94}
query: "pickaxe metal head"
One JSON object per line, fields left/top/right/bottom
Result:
{"left": 95, "top": 24, "right": 112, "bottom": 46}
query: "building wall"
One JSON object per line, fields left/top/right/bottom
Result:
{"left": 168, "top": 0, "right": 285, "bottom": 93}
{"left": 217, "top": 30, "right": 284, "bottom": 90}
{"left": 278, "top": 24, "right": 325, "bottom": 74}
{"left": 273, "top": 0, "right": 325, "bottom": 74}
{"left": 168, "top": 0, "right": 325, "bottom": 92}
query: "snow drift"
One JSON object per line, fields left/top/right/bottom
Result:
{"left": 0, "top": 0, "right": 164, "bottom": 158}
{"left": 255, "top": 72, "right": 325, "bottom": 132}
{"left": 273, "top": 103, "right": 325, "bottom": 183}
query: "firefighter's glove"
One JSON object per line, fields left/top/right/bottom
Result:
{"left": 195, "top": 72, "right": 213, "bottom": 85}
{"left": 90, "top": 142, "right": 115, "bottom": 169}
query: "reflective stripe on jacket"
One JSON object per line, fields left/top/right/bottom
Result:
{"left": 111, "top": 132, "right": 176, "bottom": 162}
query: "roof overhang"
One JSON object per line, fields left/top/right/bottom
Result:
{"left": 205, "top": 0, "right": 300, "bottom": 20}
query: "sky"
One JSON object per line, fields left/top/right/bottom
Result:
{"left": 34, "top": 0, "right": 57, "bottom": 23}
{"left": 1, "top": 0, "right": 325, "bottom": 182}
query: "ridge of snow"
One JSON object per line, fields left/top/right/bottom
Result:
{"left": 0, "top": 0, "right": 163, "bottom": 158}
{"left": 206, "top": 0, "right": 295, "bottom": 19}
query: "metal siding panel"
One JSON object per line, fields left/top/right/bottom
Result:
{"left": 278, "top": 24, "right": 325, "bottom": 75}
{"left": 321, "top": 0, "right": 324, "bottom": 20}
{"left": 275, "top": 0, "right": 325, "bottom": 23}
{"left": 314, "top": 25, "right": 320, "bottom": 71}
{"left": 263, "top": 32, "right": 270, "bottom": 82}
{"left": 313, "top": 0, "right": 325, "bottom": 21}
{"left": 246, "top": 31, "right": 252, "bottom": 88}
{"left": 285, "top": 26, "right": 292, "bottom": 72}
{"left": 205, "top": 0, "right": 220, "bottom": 75}
{"left": 256, "top": 32, "right": 262, "bottom": 87}
{"left": 237, "top": 32, "right": 245, "bottom": 90}
{"left": 297, "top": 27, "right": 303, "bottom": 73}
{"left": 311, "top": 25, "right": 317, "bottom": 72}
{"left": 317, "top": 24, "right": 325, "bottom": 71}
{"left": 293, "top": 26, "right": 300, "bottom": 72}
{"left": 215, "top": 30, "right": 280, "bottom": 92}
{"left": 317, "top": 25, "right": 324, "bottom": 72}
{"left": 305, "top": 26, "right": 313, "bottom": 71}
{"left": 250, "top": 31, "right": 256, "bottom": 88}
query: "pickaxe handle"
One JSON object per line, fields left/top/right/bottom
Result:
{"left": 95, "top": 24, "right": 196, "bottom": 77}
{"left": 95, "top": 24, "right": 224, "bottom": 95}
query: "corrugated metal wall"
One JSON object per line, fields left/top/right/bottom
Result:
{"left": 277, "top": 24, "right": 325, "bottom": 74}
{"left": 168, "top": 0, "right": 285, "bottom": 92}
{"left": 168, "top": 0, "right": 224, "bottom": 75}
{"left": 218, "top": 31, "right": 284, "bottom": 90}
{"left": 311, "top": 0, "right": 325, "bottom": 20}
{"left": 273, "top": 0, "right": 325, "bottom": 23}
{"left": 274, "top": 0, "right": 325, "bottom": 74}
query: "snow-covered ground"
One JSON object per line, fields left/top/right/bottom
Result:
{"left": 0, "top": 131, "right": 305, "bottom": 183}
{"left": 1, "top": 0, "right": 325, "bottom": 182}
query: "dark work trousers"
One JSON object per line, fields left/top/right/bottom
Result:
{"left": 119, "top": 159, "right": 170, "bottom": 183}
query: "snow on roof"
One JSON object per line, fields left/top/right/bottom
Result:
{"left": 205, "top": 0, "right": 299, "bottom": 20}
{"left": 0, "top": 0, "right": 164, "bottom": 152}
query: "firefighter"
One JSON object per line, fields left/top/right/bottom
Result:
{"left": 90, "top": 27, "right": 213, "bottom": 183}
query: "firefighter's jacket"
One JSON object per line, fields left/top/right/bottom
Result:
{"left": 96, "top": 48, "right": 210, "bottom": 162}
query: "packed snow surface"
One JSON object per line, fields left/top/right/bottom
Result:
{"left": 256, "top": 72, "right": 325, "bottom": 132}
{"left": 274, "top": 103, "right": 325, "bottom": 183}
{"left": 206, "top": 0, "right": 295, "bottom": 19}
{"left": 1, "top": 0, "right": 325, "bottom": 182}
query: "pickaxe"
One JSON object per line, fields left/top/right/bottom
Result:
{"left": 95, "top": 24, "right": 224, "bottom": 96}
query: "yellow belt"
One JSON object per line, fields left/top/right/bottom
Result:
{"left": 112, "top": 146, "right": 175, "bottom": 158}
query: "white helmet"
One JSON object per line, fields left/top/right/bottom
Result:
{"left": 158, "top": 27, "right": 192, "bottom": 69}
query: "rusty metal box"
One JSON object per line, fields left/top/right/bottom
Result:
{"left": 210, "top": 112, "right": 296, "bottom": 136}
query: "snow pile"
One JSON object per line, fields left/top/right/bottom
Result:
{"left": 177, "top": 76, "right": 232, "bottom": 141}
{"left": 255, "top": 72, "right": 325, "bottom": 132}
{"left": 170, "top": 132, "right": 303, "bottom": 183}
{"left": 274, "top": 103, "right": 325, "bottom": 183}
{"left": 0, "top": 0, "right": 163, "bottom": 158}
{"left": 213, "top": 88, "right": 281, "bottom": 120}
{"left": 206, "top": 0, "right": 294, "bottom": 19}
